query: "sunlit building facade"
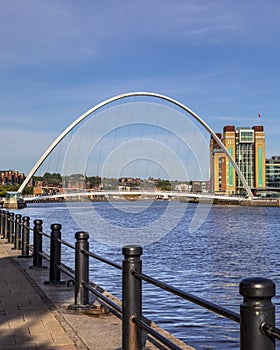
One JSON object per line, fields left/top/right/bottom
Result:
{"left": 0, "top": 170, "right": 25, "bottom": 186}
{"left": 210, "top": 125, "right": 266, "bottom": 195}
{"left": 266, "top": 156, "right": 280, "bottom": 188}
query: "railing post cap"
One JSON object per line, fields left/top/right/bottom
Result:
{"left": 240, "top": 277, "right": 275, "bottom": 298}
{"left": 122, "top": 245, "right": 143, "bottom": 256}
{"left": 16, "top": 214, "right": 22, "bottom": 218}
{"left": 75, "top": 231, "right": 89, "bottom": 240}
{"left": 51, "top": 223, "right": 62, "bottom": 230}
{"left": 23, "top": 216, "right": 30, "bottom": 221}
{"left": 34, "top": 219, "right": 43, "bottom": 225}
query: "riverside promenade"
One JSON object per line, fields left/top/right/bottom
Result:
{"left": 0, "top": 236, "right": 193, "bottom": 350}
{"left": 0, "top": 237, "right": 122, "bottom": 350}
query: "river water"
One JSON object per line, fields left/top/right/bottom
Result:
{"left": 14, "top": 201, "right": 280, "bottom": 349}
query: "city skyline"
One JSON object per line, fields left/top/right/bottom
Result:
{"left": 0, "top": 1, "right": 279, "bottom": 175}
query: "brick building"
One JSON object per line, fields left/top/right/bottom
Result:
{"left": 0, "top": 170, "right": 25, "bottom": 186}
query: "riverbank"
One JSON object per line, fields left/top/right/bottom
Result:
{"left": 2, "top": 196, "right": 280, "bottom": 208}
{"left": 241, "top": 198, "right": 280, "bottom": 207}
{"left": 213, "top": 197, "right": 280, "bottom": 206}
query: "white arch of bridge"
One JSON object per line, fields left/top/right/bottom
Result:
{"left": 18, "top": 92, "right": 254, "bottom": 199}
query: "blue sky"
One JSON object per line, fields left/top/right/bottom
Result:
{"left": 0, "top": 0, "right": 280, "bottom": 175}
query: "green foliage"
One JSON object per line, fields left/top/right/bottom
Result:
{"left": 0, "top": 184, "right": 34, "bottom": 197}
{"left": 22, "top": 186, "right": 34, "bottom": 195}
{"left": 33, "top": 175, "right": 45, "bottom": 182}
{"left": 155, "top": 179, "right": 172, "bottom": 191}
{"left": 0, "top": 185, "right": 20, "bottom": 197}
{"left": 43, "top": 172, "right": 62, "bottom": 185}
{"left": 86, "top": 176, "right": 101, "bottom": 188}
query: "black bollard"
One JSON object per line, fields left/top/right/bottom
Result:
{"left": 18, "top": 216, "right": 32, "bottom": 258}
{"left": 9, "top": 212, "right": 15, "bottom": 243}
{"left": 31, "top": 219, "right": 46, "bottom": 269}
{"left": 240, "top": 277, "right": 275, "bottom": 350}
{"left": 0, "top": 210, "right": 5, "bottom": 238}
{"left": 5, "top": 212, "right": 10, "bottom": 240}
{"left": 3, "top": 211, "right": 7, "bottom": 239}
{"left": 122, "top": 245, "right": 143, "bottom": 350}
{"left": 45, "top": 224, "right": 65, "bottom": 285}
{"left": 0, "top": 210, "right": 4, "bottom": 237}
{"left": 68, "top": 231, "right": 90, "bottom": 310}
{"left": 12, "top": 214, "right": 22, "bottom": 250}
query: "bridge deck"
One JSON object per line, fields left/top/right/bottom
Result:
{"left": 23, "top": 190, "right": 243, "bottom": 202}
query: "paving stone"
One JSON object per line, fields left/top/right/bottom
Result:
{"left": 0, "top": 242, "right": 77, "bottom": 350}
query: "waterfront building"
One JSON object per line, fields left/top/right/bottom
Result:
{"left": 119, "top": 177, "right": 141, "bottom": 191}
{"left": 0, "top": 170, "right": 25, "bottom": 186}
{"left": 191, "top": 181, "right": 210, "bottom": 193}
{"left": 266, "top": 156, "right": 280, "bottom": 188}
{"left": 210, "top": 125, "right": 266, "bottom": 195}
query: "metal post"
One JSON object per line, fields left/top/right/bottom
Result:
{"left": 18, "top": 216, "right": 32, "bottom": 258}
{"left": 68, "top": 231, "right": 90, "bottom": 309}
{"left": 0, "top": 210, "right": 5, "bottom": 238}
{"left": 122, "top": 245, "right": 143, "bottom": 350}
{"left": 31, "top": 219, "right": 45, "bottom": 268}
{"left": 9, "top": 212, "right": 15, "bottom": 243}
{"left": 3, "top": 210, "right": 7, "bottom": 238}
{"left": 240, "top": 277, "right": 275, "bottom": 350}
{"left": 75, "top": 231, "right": 89, "bottom": 306}
{"left": 45, "top": 224, "right": 64, "bottom": 284}
{"left": 5, "top": 212, "right": 10, "bottom": 240}
{"left": 12, "top": 214, "right": 22, "bottom": 250}
{"left": 0, "top": 210, "right": 4, "bottom": 237}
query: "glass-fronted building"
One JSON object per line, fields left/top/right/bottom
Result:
{"left": 266, "top": 156, "right": 280, "bottom": 188}
{"left": 210, "top": 125, "right": 266, "bottom": 195}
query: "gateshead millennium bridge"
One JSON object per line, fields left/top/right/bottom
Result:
{"left": 4, "top": 92, "right": 254, "bottom": 208}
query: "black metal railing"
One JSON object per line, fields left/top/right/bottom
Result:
{"left": 1, "top": 208, "right": 280, "bottom": 350}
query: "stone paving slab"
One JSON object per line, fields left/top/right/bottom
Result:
{"left": 0, "top": 240, "right": 78, "bottom": 350}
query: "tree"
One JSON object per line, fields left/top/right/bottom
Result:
{"left": 155, "top": 179, "right": 172, "bottom": 191}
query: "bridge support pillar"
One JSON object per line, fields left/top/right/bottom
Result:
{"left": 3, "top": 192, "right": 26, "bottom": 209}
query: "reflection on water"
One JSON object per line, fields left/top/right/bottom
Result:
{"left": 15, "top": 202, "right": 280, "bottom": 349}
